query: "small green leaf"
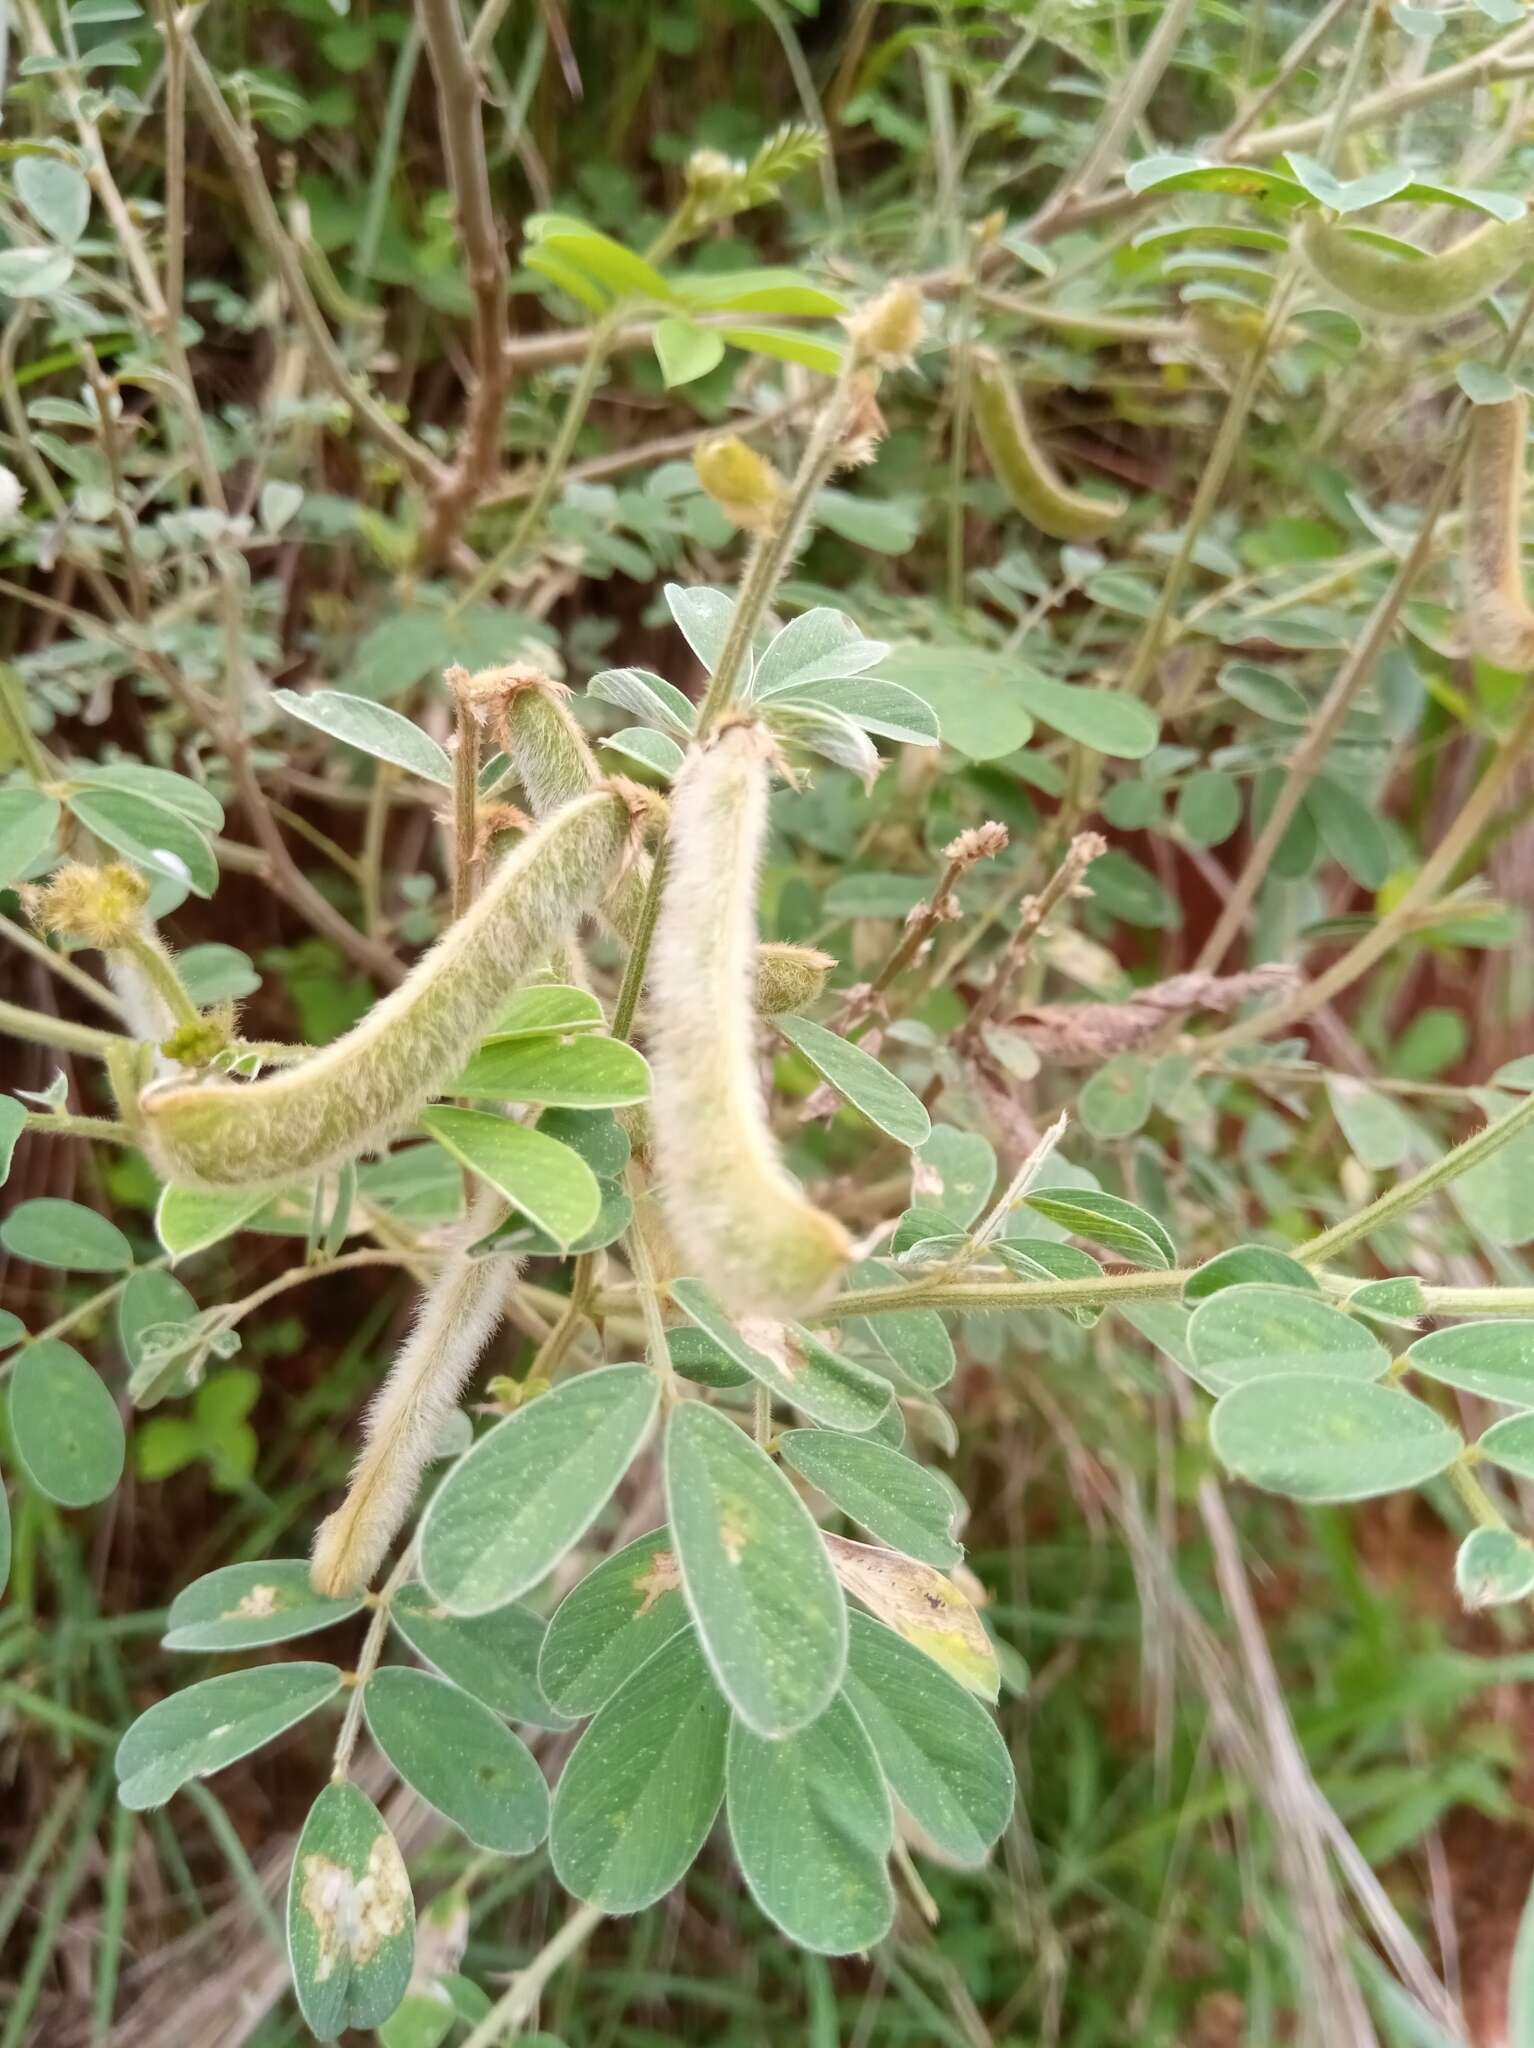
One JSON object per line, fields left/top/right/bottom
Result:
{"left": 753, "top": 609, "right": 890, "bottom": 696}
{"left": 726, "top": 1695, "right": 893, "bottom": 1955}
{"left": 490, "top": 985, "right": 606, "bottom": 1037}
{"left": 841, "top": 1612, "right": 1014, "bottom": 1866}
{"left": 586, "top": 666, "right": 696, "bottom": 737}
{"left": 664, "top": 1400, "right": 846, "bottom": 1737}
{"left": 1079, "top": 1055, "right": 1154, "bottom": 1140}
{"left": 15, "top": 155, "right": 91, "bottom": 244}
{"left": 779, "top": 1430, "right": 961, "bottom": 1568}
{"left": 1175, "top": 768, "right": 1241, "bottom": 847}
{"left": 875, "top": 647, "right": 1034, "bottom": 761}
{"left": 0, "top": 786, "right": 60, "bottom": 884}
{"left": 391, "top": 1584, "right": 569, "bottom": 1728}
{"left": 9, "top": 1340, "right": 125, "bottom": 1507}
{"left": 538, "top": 1528, "right": 688, "bottom": 1718}
{"left": 287, "top": 1780, "right": 414, "bottom": 2041}
{"left": 719, "top": 323, "right": 843, "bottom": 374}
{"left": 1305, "top": 776, "right": 1391, "bottom": 889}
{"left": 155, "top": 1183, "right": 269, "bottom": 1260}
{"left": 1022, "top": 1187, "right": 1175, "bottom": 1268}
{"left": 163, "top": 1560, "right": 362, "bottom": 1651}
{"left": 0, "top": 247, "right": 74, "bottom": 297}
{"left": 776, "top": 1015, "right": 930, "bottom": 1148}
{"left": 825, "top": 1533, "right": 999, "bottom": 1700}
{"left": 271, "top": 689, "right": 452, "bottom": 786}
{"left": 1456, "top": 1526, "right": 1534, "bottom": 1610}
{"left": 767, "top": 676, "right": 940, "bottom": 747}
{"left": 677, "top": 268, "right": 845, "bottom": 317}
{"left": 1452, "top": 1092, "right": 1534, "bottom": 1246}
{"left": 420, "top": 1364, "right": 659, "bottom": 1616}
{"left": 670, "top": 1281, "right": 892, "bottom": 1433}
{"left": 420, "top": 1107, "right": 601, "bottom": 1248}
{"left": 1, "top": 1196, "right": 131, "bottom": 1271}
{"left": 1406, "top": 1321, "right": 1534, "bottom": 1405}
{"left": 550, "top": 1628, "right": 727, "bottom": 1912}
{"left": 1458, "top": 362, "right": 1519, "bottom": 405}
{"left": 1010, "top": 668, "right": 1159, "bottom": 759}
{"left": 913, "top": 1126, "right": 995, "bottom": 1230}
{"left": 1326, "top": 1076, "right": 1413, "bottom": 1171}
{"left": 1184, "top": 1247, "right": 1321, "bottom": 1302}
{"left": 525, "top": 219, "right": 676, "bottom": 303}
{"left": 1346, "top": 1276, "right": 1426, "bottom": 1326}
{"left": 844, "top": 1264, "right": 957, "bottom": 1390}
{"left": 1476, "top": 1412, "right": 1534, "bottom": 1481}
{"left": 653, "top": 315, "right": 726, "bottom": 387}
{"left": 69, "top": 762, "right": 224, "bottom": 834}
{"left": 602, "top": 727, "right": 685, "bottom": 778}
{"left": 116, "top": 1662, "right": 342, "bottom": 1809}
{"left": 1188, "top": 1284, "right": 1389, "bottom": 1392}
{"left": 1210, "top": 1375, "right": 1462, "bottom": 1501}
{"left": 364, "top": 1666, "right": 549, "bottom": 1853}
{"left": 178, "top": 943, "right": 260, "bottom": 1006}
{"left": 0, "top": 1098, "right": 24, "bottom": 1185}
{"left": 454, "top": 1033, "right": 651, "bottom": 1108}
{"left": 66, "top": 786, "right": 217, "bottom": 896}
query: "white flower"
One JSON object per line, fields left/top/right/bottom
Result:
{"left": 0, "top": 466, "right": 25, "bottom": 525}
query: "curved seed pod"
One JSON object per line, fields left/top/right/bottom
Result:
{"left": 971, "top": 350, "right": 1126, "bottom": 542}
{"left": 495, "top": 665, "right": 828, "bottom": 1016}
{"left": 312, "top": 1199, "right": 515, "bottom": 1596}
{"left": 141, "top": 785, "right": 644, "bottom": 1192}
{"left": 1464, "top": 391, "right": 1534, "bottom": 672}
{"left": 1298, "top": 213, "right": 1534, "bottom": 325}
{"left": 649, "top": 718, "right": 850, "bottom": 1318}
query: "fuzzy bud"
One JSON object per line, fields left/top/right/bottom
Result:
{"left": 752, "top": 942, "right": 837, "bottom": 1017}
{"left": 26, "top": 861, "right": 150, "bottom": 949}
{"left": 684, "top": 147, "right": 739, "bottom": 204}
{"left": 837, "top": 374, "right": 887, "bottom": 470}
{"left": 649, "top": 719, "right": 850, "bottom": 1318}
{"left": 843, "top": 281, "right": 925, "bottom": 370}
{"left": 694, "top": 434, "right": 789, "bottom": 537}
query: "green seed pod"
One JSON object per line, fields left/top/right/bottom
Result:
{"left": 971, "top": 350, "right": 1126, "bottom": 542}
{"left": 1298, "top": 213, "right": 1534, "bottom": 325}
{"left": 649, "top": 718, "right": 850, "bottom": 1318}
{"left": 141, "top": 785, "right": 644, "bottom": 1192}
{"left": 312, "top": 1201, "right": 515, "bottom": 1596}
{"left": 1464, "top": 391, "right": 1534, "bottom": 672}
{"left": 496, "top": 665, "right": 830, "bottom": 1016}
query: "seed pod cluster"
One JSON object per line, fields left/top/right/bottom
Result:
{"left": 648, "top": 717, "right": 850, "bottom": 1318}
{"left": 971, "top": 349, "right": 1126, "bottom": 542}
{"left": 1464, "top": 391, "right": 1534, "bottom": 673}
{"left": 1298, "top": 212, "right": 1534, "bottom": 325}
{"left": 141, "top": 784, "right": 643, "bottom": 1192}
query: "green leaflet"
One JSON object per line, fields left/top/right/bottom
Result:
{"left": 670, "top": 1280, "right": 892, "bottom": 1433}
{"left": 1187, "top": 1284, "right": 1389, "bottom": 1394}
{"left": 363, "top": 1666, "right": 549, "bottom": 1853}
{"left": 9, "top": 1340, "right": 125, "bottom": 1508}
{"left": 1406, "top": 1320, "right": 1534, "bottom": 1405}
{"left": 391, "top": 1585, "right": 569, "bottom": 1729}
{"left": 419, "top": 1364, "right": 659, "bottom": 1616}
{"left": 162, "top": 1560, "right": 364, "bottom": 1652}
{"left": 726, "top": 1694, "right": 894, "bottom": 1954}
{"left": 664, "top": 1401, "right": 846, "bottom": 1737}
{"left": 287, "top": 1780, "right": 415, "bottom": 2041}
{"left": 1210, "top": 1375, "right": 1463, "bottom": 1502}
{"left": 539, "top": 1528, "right": 689, "bottom": 1718}
{"left": 778, "top": 1430, "right": 962, "bottom": 1568}
{"left": 550, "top": 1629, "right": 727, "bottom": 1912}
{"left": 116, "top": 1662, "right": 342, "bottom": 1809}
{"left": 842, "top": 1612, "right": 1015, "bottom": 1865}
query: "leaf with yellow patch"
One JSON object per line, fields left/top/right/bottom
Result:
{"left": 288, "top": 1780, "right": 415, "bottom": 2041}
{"left": 538, "top": 1528, "right": 688, "bottom": 1717}
{"left": 824, "top": 1534, "right": 999, "bottom": 1701}
{"left": 162, "top": 1559, "right": 364, "bottom": 1652}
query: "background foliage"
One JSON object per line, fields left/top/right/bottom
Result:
{"left": 8, "top": 0, "right": 1534, "bottom": 2043}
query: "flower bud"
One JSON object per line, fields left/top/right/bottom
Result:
{"left": 694, "top": 434, "right": 789, "bottom": 537}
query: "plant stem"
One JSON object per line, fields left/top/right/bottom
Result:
{"left": 332, "top": 1544, "right": 417, "bottom": 1780}
{"left": 0, "top": 998, "right": 131, "bottom": 1062}
{"left": 458, "top": 1898, "right": 604, "bottom": 2048}
{"left": 452, "top": 691, "right": 482, "bottom": 921}
{"left": 0, "top": 914, "right": 126, "bottom": 1019}
{"left": 1298, "top": 1085, "right": 1534, "bottom": 1266}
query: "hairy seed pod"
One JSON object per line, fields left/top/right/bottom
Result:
{"left": 495, "top": 665, "right": 828, "bottom": 1016}
{"left": 649, "top": 718, "right": 850, "bottom": 1317}
{"left": 971, "top": 351, "right": 1127, "bottom": 542}
{"left": 1464, "top": 392, "right": 1534, "bottom": 672}
{"left": 311, "top": 1203, "right": 516, "bottom": 1595}
{"left": 141, "top": 786, "right": 644, "bottom": 1192}
{"left": 1298, "top": 213, "right": 1534, "bottom": 325}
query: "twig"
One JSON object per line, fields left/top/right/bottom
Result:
{"left": 962, "top": 831, "right": 1105, "bottom": 1040}
{"left": 0, "top": 914, "right": 126, "bottom": 1020}
{"left": 416, "top": 0, "right": 514, "bottom": 561}
{"left": 0, "top": 997, "right": 131, "bottom": 1062}
{"left": 837, "top": 821, "right": 1010, "bottom": 1026}
{"left": 458, "top": 1898, "right": 604, "bottom": 2048}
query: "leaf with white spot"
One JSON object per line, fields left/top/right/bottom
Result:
{"left": 116, "top": 1663, "right": 342, "bottom": 1809}
{"left": 287, "top": 1780, "right": 414, "bottom": 2041}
